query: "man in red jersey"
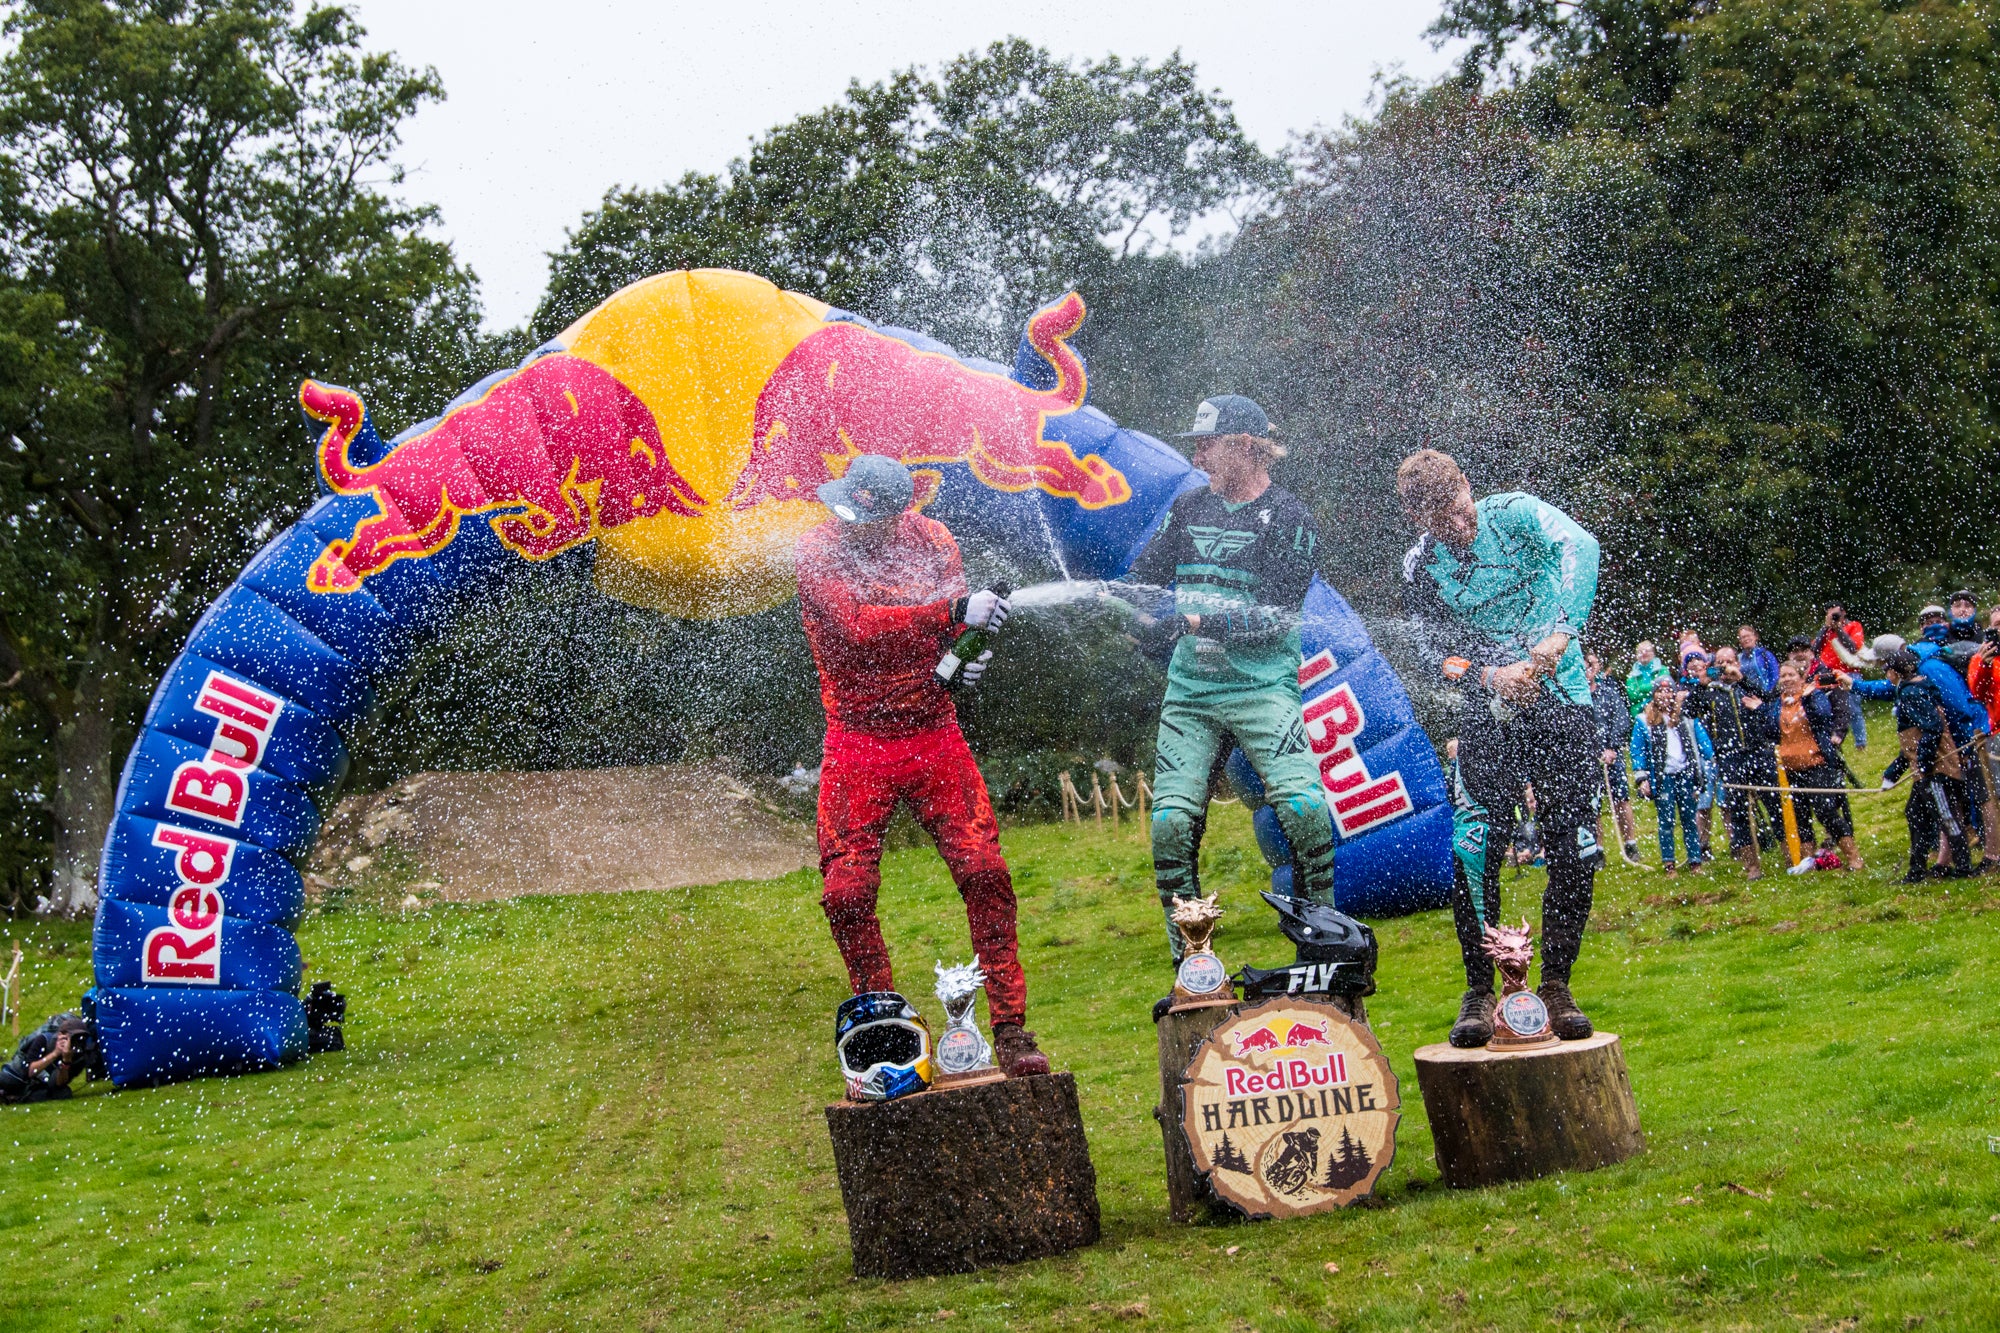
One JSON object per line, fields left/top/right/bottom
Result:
{"left": 795, "top": 454, "right": 1050, "bottom": 1079}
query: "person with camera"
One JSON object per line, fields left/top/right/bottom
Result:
{"left": 0, "top": 1014, "right": 89, "bottom": 1104}
{"left": 1879, "top": 646, "right": 1974, "bottom": 881}
{"left": 1686, "top": 646, "right": 1781, "bottom": 880}
{"left": 1773, "top": 661, "right": 1862, "bottom": 869}
{"left": 1397, "top": 449, "right": 1603, "bottom": 1047}
{"left": 1815, "top": 605, "right": 1869, "bottom": 751}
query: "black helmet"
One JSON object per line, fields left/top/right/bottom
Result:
{"left": 1885, "top": 646, "right": 1922, "bottom": 677}
{"left": 1233, "top": 892, "right": 1378, "bottom": 999}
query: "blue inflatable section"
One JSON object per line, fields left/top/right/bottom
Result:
{"left": 1226, "top": 579, "right": 1452, "bottom": 918}
{"left": 88, "top": 282, "right": 1450, "bottom": 1088}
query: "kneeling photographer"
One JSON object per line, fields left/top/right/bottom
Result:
{"left": 0, "top": 1013, "right": 91, "bottom": 1104}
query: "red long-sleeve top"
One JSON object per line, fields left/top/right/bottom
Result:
{"left": 1966, "top": 648, "right": 2000, "bottom": 732}
{"left": 795, "top": 514, "right": 970, "bottom": 739}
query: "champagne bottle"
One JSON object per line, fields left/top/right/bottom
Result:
{"left": 936, "top": 581, "right": 1012, "bottom": 692}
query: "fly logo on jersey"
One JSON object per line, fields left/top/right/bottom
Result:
{"left": 1189, "top": 526, "right": 1257, "bottom": 562}
{"left": 1300, "top": 673, "right": 1414, "bottom": 838}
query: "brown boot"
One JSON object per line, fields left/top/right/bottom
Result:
{"left": 1448, "top": 988, "right": 1495, "bottom": 1049}
{"left": 992, "top": 1024, "right": 1050, "bottom": 1078}
{"left": 1838, "top": 835, "right": 1863, "bottom": 873}
{"left": 1537, "top": 980, "right": 1594, "bottom": 1041}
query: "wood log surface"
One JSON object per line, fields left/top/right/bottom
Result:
{"left": 1413, "top": 1031, "right": 1644, "bottom": 1189}
{"left": 824, "top": 1072, "right": 1099, "bottom": 1279}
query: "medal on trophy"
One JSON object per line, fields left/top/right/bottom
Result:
{"left": 931, "top": 958, "right": 1005, "bottom": 1088}
{"left": 1170, "top": 895, "right": 1236, "bottom": 1012}
{"left": 1481, "top": 920, "right": 1556, "bottom": 1049}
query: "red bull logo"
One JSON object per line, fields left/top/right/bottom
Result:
{"left": 1299, "top": 674, "right": 1415, "bottom": 838}
{"left": 1223, "top": 1052, "right": 1350, "bottom": 1096}
{"left": 1233, "top": 1026, "right": 1284, "bottom": 1057}
{"left": 1231, "top": 1020, "right": 1344, "bottom": 1061}
{"left": 725, "top": 293, "right": 1131, "bottom": 512}
{"left": 303, "top": 355, "right": 705, "bottom": 593}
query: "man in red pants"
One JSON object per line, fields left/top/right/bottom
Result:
{"left": 796, "top": 454, "right": 1050, "bottom": 1079}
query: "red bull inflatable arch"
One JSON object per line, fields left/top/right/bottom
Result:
{"left": 89, "top": 269, "right": 1451, "bottom": 1087}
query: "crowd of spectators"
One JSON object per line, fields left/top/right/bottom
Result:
{"left": 1586, "top": 597, "right": 2000, "bottom": 883}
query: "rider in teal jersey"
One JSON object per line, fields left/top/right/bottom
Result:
{"left": 1121, "top": 395, "right": 1336, "bottom": 969}
{"left": 1398, "top": 449, "right": 1604, "bottom": 1048}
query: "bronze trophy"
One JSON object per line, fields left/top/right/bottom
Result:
{"left": 1169, "top": 895, "right": 1235, "bottom": 1012}
{"left": 1481, "top": 920, "right": 1556, "bottom": 1049}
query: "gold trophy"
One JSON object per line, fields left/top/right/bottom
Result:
{"left": 1169, "top": 895, "right": 1236, "bottom": 1012}
{"left": 1481, "top": 920, "right": 1556, "bottom": 1049}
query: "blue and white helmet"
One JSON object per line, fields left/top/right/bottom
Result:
{"left": 835, "top": 991, "right": 933, "bottom": 1101}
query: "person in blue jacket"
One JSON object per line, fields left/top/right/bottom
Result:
{"left": 1398, "top": 449, "right": 1603, "bottom": 1047}
{"left": 1631, "top": 679, "right": 1715, "bottom": 876}
{"left": 1878, "top": 647, "right": 1973, "bottom": 881}
{"left": 1850, "top": 629, "right": 1992, "bottom": 865}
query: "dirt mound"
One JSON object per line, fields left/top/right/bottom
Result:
{"left": 309, "top": 765, "right": 816, "bottom": 901}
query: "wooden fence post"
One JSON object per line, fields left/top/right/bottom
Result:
{"left": 1091, "top": 773, "right": 1106, "bottom": 829}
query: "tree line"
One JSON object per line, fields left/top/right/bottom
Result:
{"left": 6, "top": 0, "right": 1998, "bottom": 912}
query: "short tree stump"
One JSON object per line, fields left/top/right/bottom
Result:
{"left": 1414, "top": 1032, "right": 1644, "bottom": 1188}
{"left": 824, "top": 1072, "right": 1100, "bottom": 1279}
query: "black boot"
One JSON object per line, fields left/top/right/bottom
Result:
{"left": 1538, "top": 979, "right": 1594, "bottom": 1040}
{"left": 1448, "top": 988, "right": 1495, "bottom": 1049}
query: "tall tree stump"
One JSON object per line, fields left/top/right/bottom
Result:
{"left": 1155, "top": 994, "right": 1367, "bottom": 1221}
{"left": 1413, "top": 1032, "right": 1644, "bottom": 1188}
{"left": 824, "top": 1073, "right": 1099, "bottom": 1279}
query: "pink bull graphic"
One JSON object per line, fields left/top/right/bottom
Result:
{"left": 304, "top": 355, "right": 705, "bottom": 593}
{"left": 725, "top": 293, "right": 1131, "bottom": 512}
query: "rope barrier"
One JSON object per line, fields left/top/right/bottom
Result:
{"left": 1718, "top": 777, "right": 1903, "bottom": 797}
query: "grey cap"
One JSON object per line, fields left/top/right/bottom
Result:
{"left": 818, "top": 454, "right": 913, "bottom": 523}
{"left": 1178, "top": 394, "right": 1273, "bottom": 440}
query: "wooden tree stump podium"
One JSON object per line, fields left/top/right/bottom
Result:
{"left": 1154, "top": 994, "right": 1367, "bottom": 1222}
{"left": 1413, "top": 1032, "right": 1644, "bottom": 1189}
{"left": 824, "top": 1073, "right": 1099, "bottom": 1279}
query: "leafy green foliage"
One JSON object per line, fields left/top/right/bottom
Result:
{"left": 532, "top": 38, "right": 1282, "bottom": 360}
{"left": 0, "top": 0, "right": 491, "bottom": 907}
{"left": 1433, "top": 0, "right": 2000, "bottom": 633}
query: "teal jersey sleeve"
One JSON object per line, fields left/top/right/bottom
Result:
{"left": 1491, "top": 494, "right": 1600, "bottom": 639}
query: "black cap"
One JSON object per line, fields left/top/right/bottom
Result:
{"left": 1951, "top": 589, "right": 1978, "bottom": 607}
{"left": 1786, "top": 635, "right": 1814, "bottom": 653}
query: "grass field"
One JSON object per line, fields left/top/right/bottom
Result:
{"left": 4, "top": 709, "right": 1999, "bottom": 1331}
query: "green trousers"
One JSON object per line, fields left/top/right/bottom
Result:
{"left": 1150, "top": 684, "right": 1337, "bottom": 963}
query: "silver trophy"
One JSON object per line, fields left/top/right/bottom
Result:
{"left": 931, "top": 958, "right": 1004, "bottom": 1087}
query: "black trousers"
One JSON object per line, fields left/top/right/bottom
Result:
{"left": 1907, "top": 774, "right": 1972, "bottom": 875}
{"left": 1450, "top": 699, "right": 1602, "bottom": 990}
{"left": 1790, "top": 762, "right": 1853, "bottom": 841}
{"left": 1715, "top": 749, "right": 1782, "bottom": 852}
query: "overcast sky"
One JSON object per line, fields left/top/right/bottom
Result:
{"left": 346, "top": 1, "right": 1461, "bottom": 330}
